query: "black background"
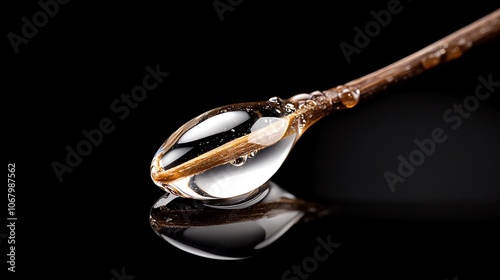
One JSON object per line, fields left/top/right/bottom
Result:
{"left": 4, "top": 1, "right": 500, "bottom": 279}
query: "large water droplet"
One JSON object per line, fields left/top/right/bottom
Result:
{"left": 150, "top": 89, "right": 346, "bottom": 200}
{"left": 149, "top": 181, "right": 330, "bottom": 260}
{"left": 151, "top": 100, "right": 302, "bottom": 200}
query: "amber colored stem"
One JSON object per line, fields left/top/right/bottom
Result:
{"left": 331, "top": 8, "right": 500, "bottom": 100}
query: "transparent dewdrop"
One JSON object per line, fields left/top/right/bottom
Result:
{"left": 150, "top": 87, "right": 359, "bottom": 200}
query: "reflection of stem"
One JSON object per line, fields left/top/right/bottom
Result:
{"left": 326, "top": 9, "right": 500, "bottom": 100}
{"left": 150, "top": 198, "right": 335, "bottom": 229}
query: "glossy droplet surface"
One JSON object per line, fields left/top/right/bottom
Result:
{"left": 150, "top": 89, "right": 345, "bottom": 200}
{"left": 337, "top": 86, "right": 360, "bottom": 108}
{"left": 149, "top": 181, "right": 328, "bottom": 260}
{"left": 151, "top": 100, "right": 301, "bottom": 200}
{"left": 230, "top": 155, "right": 247, "bottom": 166}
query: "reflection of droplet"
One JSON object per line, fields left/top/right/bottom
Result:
{"left": 149, "top": 181, "right": 332, "bottom": 260}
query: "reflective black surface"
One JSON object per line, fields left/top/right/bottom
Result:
{"left": 6, "top": 1, "right": 500, "bottom": 279}
{"left": 149, "top": 181, "right": 331, "bottom": 260}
